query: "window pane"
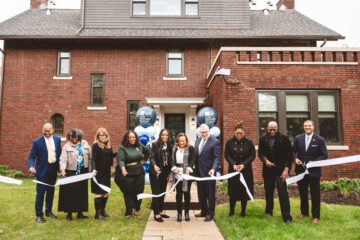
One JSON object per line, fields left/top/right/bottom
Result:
{"left": 319, "top": 113, "right": 338, "bottom": 142}
{"left": 185, "top": 3, "right": 198, "bottom": 15}
{"left": 60, "top": 52, "right": 70, "bottom": 58}
{"left": 258, "top": 93, "right": 277, "bottom": 111}
{"left": 168, "top": 59, "right": 182, "bottom": 75}
{"left": 286, "top": 94, "right": 308, "bottom": 111}
{"left": 128, "top": 102, "right": 140, "bottom": 130}
{"left": 168, "top": 52, "right": 182, "bottom": 58}
{"left": 93, "top": 87, "right": 103, "bottom": 105}
{"left": 51, "top": 114, "right": 64, "bottom": 136}
{"left": 259, "top": 112, "right": 277, "bottom": 137}
{"left": 133, "top": 3, "right": 146, "bottom": 15}
{"left": 150, "top": 0, "right": 181, "bottom": 15}
{"left": 286, "top": 113, "right": 309, "bottom": 141}
{"left": 60, "top": 59, "right": 70, "bottom": 75}
{"left": 318, "top": 94, "right": 336, "bottom": 112}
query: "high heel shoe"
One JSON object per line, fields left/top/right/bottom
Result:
{"left": 177, "top": 214, "right": 182, "bottom": 222}
{"left": 154, "top": 216, "right": 164, "bottom": 222}
{"left": 185, "top": 212, "right": 190, "bottom": 221}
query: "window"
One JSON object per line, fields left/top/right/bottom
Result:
{"left": 132, "top": 0, "right": 198, "bottom": 16}
{"left": 91, "top": 74, "right": 105, "bottom": 106}
{"left": 185, "top": 0, "right": 198, "bottom": 16}
{"left": 57, "top": 50, "right": 71, "bottom": 76}
{"left": 128, "top": 101, "right": 141, "bottom": 130}
{"left": 166, "top": 49, "right": 184, "bottom": 76}
{"left": 256, "top": 90, "right": 341, "bottom": 143}
{"left": 133, "top": 0, "right": 146, "bottom": 15}
{"left": 51, "top": 113, "right": 64, "bottom": 136}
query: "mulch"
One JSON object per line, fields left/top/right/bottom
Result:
{"left": 216, "top": 185, "right": 360, "bottom": 206}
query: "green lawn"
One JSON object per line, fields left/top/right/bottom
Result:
{"left": 214, "top": 198, "right": 360, "bottom": 240}
{"left": 0, "top": 179, "right": 151, "bottom": 240}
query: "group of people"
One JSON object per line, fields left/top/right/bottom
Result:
{"left": 28, "top": 119, "right": 327, "bottom": 225}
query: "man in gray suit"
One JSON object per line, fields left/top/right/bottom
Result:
{"left": 194, "top": 124, "right": 221, "bottom": 222}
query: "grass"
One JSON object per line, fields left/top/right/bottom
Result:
{"left": 0, "top": 179, "right": 151, "bottom": 240}
{"left": 214, "top": 198, "right": 360, "bottom": 240}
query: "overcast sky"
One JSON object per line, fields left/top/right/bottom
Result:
{"left": 0, "top": 0, "right": 359, "bottom": 51}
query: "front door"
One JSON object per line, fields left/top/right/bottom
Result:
{"left": 165, "top": 114, "right": 185, "bottom": 143}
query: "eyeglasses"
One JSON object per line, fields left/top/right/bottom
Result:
{"left": 200, "top": 131, "right": 209, "bottom": 134}
{"left": 235, "top": 132, "right": 244, "bottom": 135}
{"left": 99, "top": 135, "right": 107, "bottom": 137}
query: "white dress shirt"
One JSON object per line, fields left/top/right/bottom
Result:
{"left": 44, "top": 136, "right": 56, "bottom": 163}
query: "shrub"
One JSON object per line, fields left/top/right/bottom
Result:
{"left": 217, "top": 180, "right": 228, "bottom": 193}
{"left": 336, "top": 178, "right": 354, "bottom": 196}
{"left": 320, "top": 181, "right": 337, "bottom": 191}
{"left": 0, "top": 165, "right": 24, "bottom": 178}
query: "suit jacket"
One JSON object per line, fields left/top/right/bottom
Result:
{"left": 194, "top": 136, "right": 221, "bottom": 177}
{"left": 293, "top": 133, "right": 328, "bottom": 177}
{"left": 28, "top": 135, "right": 62, "bottom": 181}
{"left": 149, "top": 141, "right": 172, "bottom": 176}
{"left": 258, "top": 133, "right": 293, "bottom": 177}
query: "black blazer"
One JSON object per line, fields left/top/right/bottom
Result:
{"left": 194, "top": 136, "right": 221, "bottom": 177}
{"left": 225, "top": 136, "right": 255, "bottom": 174}
{"left": 293, "top": 133, "right": 328, "bottom": 177}
{"left": 91, "top": 143, "right": 114, "bottom": 171}
{"left": 148, "top": 141, "right": 172, "bottom": 176}
{"left": 258, "top": 133, "right": 293, "bottom": 177}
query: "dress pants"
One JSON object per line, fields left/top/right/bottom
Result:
{"left": 120, "top": 173, "right": 145, "bottom": 216}
{"left": 197, "top": 180, "right": 216, "bottom": 217}
{"left": 176, "top": 180, "right": 192, "bottom": 214}
{"left": 35, "top": 164, "right": 57, "bottom": 217}
{"left": 297, "top": 175, "right": 321, "bottom": 219}
{"left": 263, "top": 173, "right": 292, "bottom": 222}
{"left": 149, "top": 172, "right": 168, "bottom": 215}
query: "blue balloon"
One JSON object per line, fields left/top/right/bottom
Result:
{"left": 197, "top": 107, "right": 218, "bottom": 128}
{"left": 145, "top": 126, "right": 156, "bottom": 137}
{"left": 143, "top": 165, "right": 148, "bottom": 173}
{"left": 210, "top": 126, "right": 221, "bottom": 138}
{"left": 134, "top": 126, "right": 146, "bottom": 136}
{"left": 150, "top": 136, "right": 155, "bottom": 141}
{"left": 135, "top": 106, "right": 157, "bottom": 128}
{"left": 139, "top": 135, "right": 149, "bottom": 145}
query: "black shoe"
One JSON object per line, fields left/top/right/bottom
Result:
{"left": 45, "top": 212, "right": 57, "bottom": 218}
{"left": 177, "top": 214, "right": 182, "bottom": 222}
{"left": 204, "top": 215, "right": 213, "bottom": 222}
{"left": 66, "top": 213, "right": 72, "bottom": 221}
{"left": 102, "top": 209, "right": 110, "bottom": 218}
{"left": 228, "top": 212, "right": 234, "bottom": 217}
{"left": 285, "top": 219, "right": 292, "bottom": 224}
{"left": 195, "top": 213, "right": 206, "bottom": 218}
{"left": 240, "top": 211, "right": 246, "bottom": 217}
{"left": 154, "top": 216, "right": 164, "bottom": 222}
{"left": 160, "top": 214, "right": 170, "bottom": 218}
{"left": 95, "top": 210, "right": 105, "bottom": 220}
{"left": 185, "top": 213, "right": 190, "bottom": 221}
{"left": 102, "top": 197, "right": 110, "bottom": 217}
{"left": 77, "top": 212, "right": 88, "bottom": 219}
{"left": 264, "top": 212, "right": 273, "bottom": 216}
{"left": 36, "top": 216, "right": 45, "bottom": 223}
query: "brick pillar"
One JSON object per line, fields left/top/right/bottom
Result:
{"left": 31, "top": 0, "right": 48, "bottom": 9}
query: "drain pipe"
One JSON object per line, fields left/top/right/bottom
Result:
{"left": 320, "top": 38, "right": 327, "bottom": 47}
{"left": 77, "top": 0, "right": 86, "bottom": 35}
{"left": 0, "top": 46, "right": 5, "bottom": 114}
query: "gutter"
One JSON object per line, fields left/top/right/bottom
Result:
{"left": 76, "top": 0, "right": 85, "bottom": 35}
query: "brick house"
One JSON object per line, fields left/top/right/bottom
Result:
{"left": 0, "top": 0, "right": 359, "bottom": 182}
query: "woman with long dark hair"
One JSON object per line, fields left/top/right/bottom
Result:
{"left": 149, "top": 129, "right": 172, "bottom": 222}
{"left": 115, "top": 130, "right": 149, "bottom": 218}
{"left": 225, "top": 121, "right": 255, "bottom": 217}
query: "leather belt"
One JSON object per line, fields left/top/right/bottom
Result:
{"left": 126, "top": 162, "right": 139, "bottom": 167}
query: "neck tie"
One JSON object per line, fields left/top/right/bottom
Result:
{"left": 199, "top": 140, "right": 206, "bottom": 154}
{"left": 48, "top": 138, "right": 53, "bottom": 164}
{"left": 306, "top": 136, "right": 310, "bottom": 151}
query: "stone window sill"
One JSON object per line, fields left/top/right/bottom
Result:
{"left": 163, "top": 76, "right": 187, "bottom": 81}
{"left": 87, "top": 106, "right": 107, "bottom": 111}
{"left": 53, "top": 76, "right": 72, "bottom": 80}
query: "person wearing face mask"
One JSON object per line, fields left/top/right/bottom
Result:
{"left": 58, "top": 129, "right": 92, "bottom": 221}
{"left": 115, "top": 130, "right": 150, "bottom": 218}
{"left": 258, "top": 121, "right": 293, "bottom": 223}
{"left": 225, "top": 121, "right": 255, "bottom": 217}
{"left": 149, "top": 129, "right": 172, "bottom": 222}
{"left": 91, "top": 127, "right": 115, "bottom": 220}
{"left": 28, "top": 123, "right": 62, "bottom": 223}
{"left": 170, "top": 133, "right": 196, "bottom": 222}
{"left": 293, "top": 120, "right": 328, "bottom": 224}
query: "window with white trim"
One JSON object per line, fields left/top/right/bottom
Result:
{"left": 57, "top": 50, "right": 71, "bottom": 76}
{"left": 166, "top": 49, "right": 184, "bottom": 76}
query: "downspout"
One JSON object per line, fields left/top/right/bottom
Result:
{"left": 76, "top": 0, "right": 85, "bottom": 35}
{"left": 0, "top": 46, "right": 5, "bottom": 116}
{"left": 320, "top": 38, "right": 327, "bottom": 47}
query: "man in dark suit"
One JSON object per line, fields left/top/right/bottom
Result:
{"left": 194, "top": 124, "right": 221, "bottom": 222}
{"left": 293, "top": 120, "right": 328, "bottom": 223}
{"left": 258, "top": 121, "right": 293, "bottom": 223}
{"left": 28, "top": 123, "right": 62, "bottom": 223}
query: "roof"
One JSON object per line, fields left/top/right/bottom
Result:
{"left": 0, "top": 9, "right": 343, "bottom": 40}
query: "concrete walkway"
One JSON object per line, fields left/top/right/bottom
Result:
{"left": 142, "top": 183, "right": 225, "bottom": 240}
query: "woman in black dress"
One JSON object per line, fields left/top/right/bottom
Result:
{"left": 149, "top": 129, "right": 172, "bottom": 222}
{"left": 225, "top": 122, "right": 255, "bottom": 217}
{"left": 58, "top": 129, "right": 92, "bottom": 221}
{"left": 91, "top": 127, "right": 115, "bottom": 220}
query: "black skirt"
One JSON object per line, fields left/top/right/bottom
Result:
{"left": 58, "top": 168, "right": 89, "bottom": 213}
{"left": 91, "top": 168, "right": 111, "bottom": 194}
{"left": 228, "top": 168, "right": 254, "bottom": 201}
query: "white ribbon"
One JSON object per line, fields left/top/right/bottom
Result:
{"left": 0, "top": 175, "right": 23, "bottom": 185}
{"left": 33, "top": 173, "right": 111, "bottom": 193}
{"left": 286, "top": 155, "right": 360, "bottom": 185}
{"left": 137, "top": 172, "right": 254, "bottom": 201}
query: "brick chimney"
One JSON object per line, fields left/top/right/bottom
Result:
{"left": 31, "top": 0, "right": 48, "bottom": 9}
{"left": 277, "top": 0, "right": 295, "bottom": 10}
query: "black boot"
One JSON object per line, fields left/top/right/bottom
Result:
{"left": 240, "top": 200, "right": 247, "bottom": 217}
{"left": 229, "top": 199, "right": 236, "bottom": 216}
{"left": 66, "top": 212, "right": 72, "bottom": 221}
{"left": 102, "top": 197, "right": 110, "bottom": 217}
{"left": 95, "top": 198, "right": 105, "bottom": 220}
{"left": 177, "top": 213, "right": 182, "bottom": 222}
{"left": 185, "top": 212, "right": 190, "bottom": 221}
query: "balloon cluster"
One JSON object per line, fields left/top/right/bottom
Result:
{"left": 196, "top": 107, "right": 221, "bottom": 138}
{"left": 133, "top": 106, "right": 157, "bottom": 175}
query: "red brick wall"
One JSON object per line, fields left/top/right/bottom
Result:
{"left": 207, "top": 50, "right": 360, "bottom": 182}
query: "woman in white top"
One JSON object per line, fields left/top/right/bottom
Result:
{"left": 170, "top": 133, "right": 196, "bottom": 222}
